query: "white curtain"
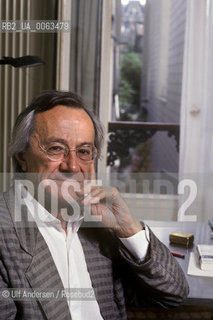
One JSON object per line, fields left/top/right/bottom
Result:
{"left": 69, "top": 0, "right": 103, "bottom": 113}
{"left": 179, "top": 0, "right": 213, "bottom": 221}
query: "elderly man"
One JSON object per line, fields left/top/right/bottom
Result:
{"left": 0, "top": 90, "right": 189, "bottom": 319}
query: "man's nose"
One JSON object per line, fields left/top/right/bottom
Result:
{"left": 59, "top": 151, "right": 80, "bottom": 173}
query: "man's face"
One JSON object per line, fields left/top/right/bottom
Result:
{"left": 17, "top": 105, "right": 96, "bottom": 208}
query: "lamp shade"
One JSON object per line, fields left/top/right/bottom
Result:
{"left": 0, "top": 55, "right": 45, "bottom": 68}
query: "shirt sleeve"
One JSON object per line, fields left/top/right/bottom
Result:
{"left": 119, "top": 224, "right": 150, "bottom": 262}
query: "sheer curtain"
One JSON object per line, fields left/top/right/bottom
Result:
{"left": 69, "top": 0, "right": 103, "bottom": 113}
{"left": 179, "top": 0, "right": 213, "bottom": 221}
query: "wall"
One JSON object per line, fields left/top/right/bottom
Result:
{"left": 142, "top": 0, "right": 187, "bottom": 174}
{"left": 0, "top": 0, "right": 57, "bottom": 191}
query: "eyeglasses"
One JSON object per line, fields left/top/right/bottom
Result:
{"left": 35, "top": 138, "right": 98, "bottom": 163}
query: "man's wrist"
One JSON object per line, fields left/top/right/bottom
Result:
{"left": 115, "top": 221, "right": 143, "bottom": 238}
{"left": 118, "top": 224, "right": 150, "bottom": 261}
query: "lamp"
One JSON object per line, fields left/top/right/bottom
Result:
{"left": 0, "top": 55, "right": 45, "bottom": 68}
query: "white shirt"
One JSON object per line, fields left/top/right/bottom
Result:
{"left": 23, "top": 190, "right": 149, "bottom": 319}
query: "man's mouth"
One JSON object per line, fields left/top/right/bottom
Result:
{"left": 45, "top": 173, "right": 85, "bottom": 183}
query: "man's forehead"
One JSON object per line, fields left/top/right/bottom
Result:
{"left": 36, "top": 105, "right": 91, "bottom": 119}
{"left": 33, "top": 106, "right": 95, "bottom": 140}
{"left": 37, "top": 117, "right": 83, "bottom": 127}
{"left": 35, "top": 106, "right": 94, "bottom": 128}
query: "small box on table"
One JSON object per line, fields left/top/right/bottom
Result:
{"left": 169, "top": 231, "right": 194, "bottom": 248}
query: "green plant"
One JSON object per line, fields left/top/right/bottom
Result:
{"left": 119, "top": 51, "right": 142, "bottom": 119}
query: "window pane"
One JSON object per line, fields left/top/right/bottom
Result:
{"left": 111, "top": 0, "right": 145, "bottom": 121}
{"left": 108, "top": 128, "right": 179, "bottom": 194}
{"left": 108, "top": 0, "right": 186, "bottom": 193}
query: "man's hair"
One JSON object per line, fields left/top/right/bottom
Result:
{"left": 9, "top": 90, "right": 104, "bottom": 172}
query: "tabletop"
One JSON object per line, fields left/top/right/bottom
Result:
{"left": 145, "top": 220, "right": 213, "bottom": 306}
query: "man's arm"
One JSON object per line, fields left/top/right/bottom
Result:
{"left": 118, "top": 226, "right": 189, "bottom": 308}
{"left": 83, "top": 186, "right": 189, "bottom": 307}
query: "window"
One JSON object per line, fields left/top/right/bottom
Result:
{"left": 106, "top": 0, "right": 186, "bottom": 198}
{"left": 58, "top": 0, "right": 213, "bottom": 221}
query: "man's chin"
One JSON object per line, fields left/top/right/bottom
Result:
{"left": 39, "top": 187, "right": 82, "bottom": 218}
{"left": 40, "top": 178, "right": 83, "bottom": 199}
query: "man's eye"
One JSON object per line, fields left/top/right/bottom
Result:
{"left": 47, "top": 145, "right": 65, "bottom": 154}
{"left": 78, "top": 148, "right": 91, "bottom": 155}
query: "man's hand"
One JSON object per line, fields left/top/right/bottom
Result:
{"left": 82, "top": 186, "right": 142, "bottom": 238}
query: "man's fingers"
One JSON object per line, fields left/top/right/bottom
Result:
{"left": 85, "top": 186, "right": 117, "bottom": 198}
{"left": 82, "top": 187, "right": 113, "bottom": 205}
{"left": 82, "top": 187, "right": 121, "bottom": 209}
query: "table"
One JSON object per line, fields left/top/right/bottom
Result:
{"left": 145, "top": 220, "right": 213, "bottom": 306}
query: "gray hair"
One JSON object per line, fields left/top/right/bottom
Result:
{"left": 9, "top": 90, "right": 105, "bottom": 172}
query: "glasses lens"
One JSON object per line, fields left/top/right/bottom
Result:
{"left": 40, "top": 142, "right": 97, "bottom": 162}
{"left": 77, "top": 146, "right": 97, "bottom": 161}
{"left": 46, "top": 144, "right": 66, "bottom": 161}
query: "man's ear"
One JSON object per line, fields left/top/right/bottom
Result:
{"left": 15, "top": 152, "right": 28, "bottom": 172}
